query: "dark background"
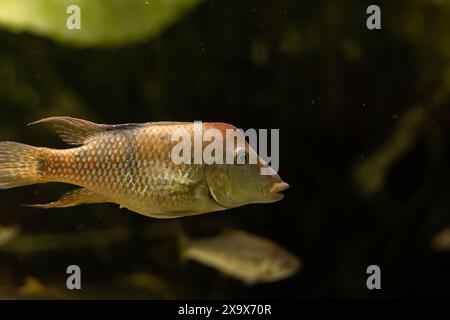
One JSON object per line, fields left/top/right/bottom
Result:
{"left": 1, "top": 0, "right": 450, "bottom": 299}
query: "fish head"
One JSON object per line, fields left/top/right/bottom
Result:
{"left": 204, "top": 123, "right": 289, "bottom": 209}
{"left": 257, "top": 252, "right": 301, "bottom": 283}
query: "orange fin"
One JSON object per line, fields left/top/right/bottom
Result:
{"left": 25, "top": 188, "right": 108, "bottom": 209}
{"left": 29, "top": 116, "right": 145, "bottom": 146}
{"left": 0, "top": 142, "right": 44, "bottom": 189}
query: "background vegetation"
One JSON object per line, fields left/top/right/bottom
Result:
{"left": 1, "top": 0, "right": 450, "bottom": 298}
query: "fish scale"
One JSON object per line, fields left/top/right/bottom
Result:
{"left": 36, "top": 123, "right": 209, "bottom": 216}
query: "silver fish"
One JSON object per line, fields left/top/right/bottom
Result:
{"left": 182, "top": 230, "right": 301, "bottom": 285}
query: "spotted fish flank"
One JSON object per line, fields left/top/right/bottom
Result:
{"left": 0, "top": 116, "right": 288, "bottom": 219}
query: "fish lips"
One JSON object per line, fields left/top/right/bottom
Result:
{"left": 267, "top": 182, "right": 289, "bottom": 201}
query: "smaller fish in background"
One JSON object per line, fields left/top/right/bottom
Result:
{"left": 180, "top": 230, "right": 301, "bottom": 285}
{"left": 0, "top": 225, "right": 19, "bottom": 247}
{"left": 432, "top": 227, "right": 450, "bottom": 251}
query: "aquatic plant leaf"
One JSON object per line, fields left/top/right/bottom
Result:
{"left": 353, "top": 107, "right": 427, "bottom": 196}
{"left": 0, "top": 0, "right": 203, "bottom": 47}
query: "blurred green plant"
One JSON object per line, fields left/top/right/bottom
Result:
{"left": 0, "top": 0, "right": 203, "bottom": 47}
{"left": 354, "top": 107, "right": 427, "bottom": 196}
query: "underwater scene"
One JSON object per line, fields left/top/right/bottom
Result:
{"left": 0, "top": 0, "right": 450, "bottom": 301}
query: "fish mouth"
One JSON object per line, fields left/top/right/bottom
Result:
{"left": 268, "top": 182, "right": 290, "bottom": 201}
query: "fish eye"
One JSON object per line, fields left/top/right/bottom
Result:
{"left": 234, "top": 149, "right": 249, "bottom": 164}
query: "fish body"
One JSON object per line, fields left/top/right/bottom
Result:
{"left": 183, "top": 230, "right": 301, "bottom": 285}
{"left": 0, "top": 117, "right": 288, "bottom": 218}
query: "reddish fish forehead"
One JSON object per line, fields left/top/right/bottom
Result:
{"left": 203, "top": 123, "right": 263, "bottom": 161}
{"left": 203, "top": 122, "right": 238, "bottom": 134}
{"left": 202, "top": 123, "right": 277, "bottom": 171}
{"left": 201, "top": 122, "right": 244, "bottom": 147}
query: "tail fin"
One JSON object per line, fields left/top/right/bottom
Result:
{"left": 0, "top": 142, "right": 44, "bottom": 189}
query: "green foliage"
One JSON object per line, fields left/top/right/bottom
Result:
{"left": 0, "top": 0, "right": 203, "bottom": 47}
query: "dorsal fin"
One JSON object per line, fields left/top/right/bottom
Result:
{"left": 29, "top": 116, "right": 144, "bottom": 146}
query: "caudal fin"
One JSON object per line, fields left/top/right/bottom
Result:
{"left": 0, "top": 142, "right": 44, "bottom": 189}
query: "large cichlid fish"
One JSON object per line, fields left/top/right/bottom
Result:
{"left": 0, "top": 117, "right": 288, "bottom": 218}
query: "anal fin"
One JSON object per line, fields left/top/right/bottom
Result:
{"left": 25, "top": 188, "right": 108, "bottom": 209}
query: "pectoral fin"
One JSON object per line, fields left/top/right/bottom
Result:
{"left": 25, "top": 188, "right": 108, "bottom": 209}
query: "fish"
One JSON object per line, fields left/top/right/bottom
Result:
{"left": 181, "top": 230, "right": 301, "bottom": 285}
{"left": 0, "top": 225, "right": 19, "bottom": 247}
{"left": 0, "top": 116, "right": 288, "bottom": 218}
